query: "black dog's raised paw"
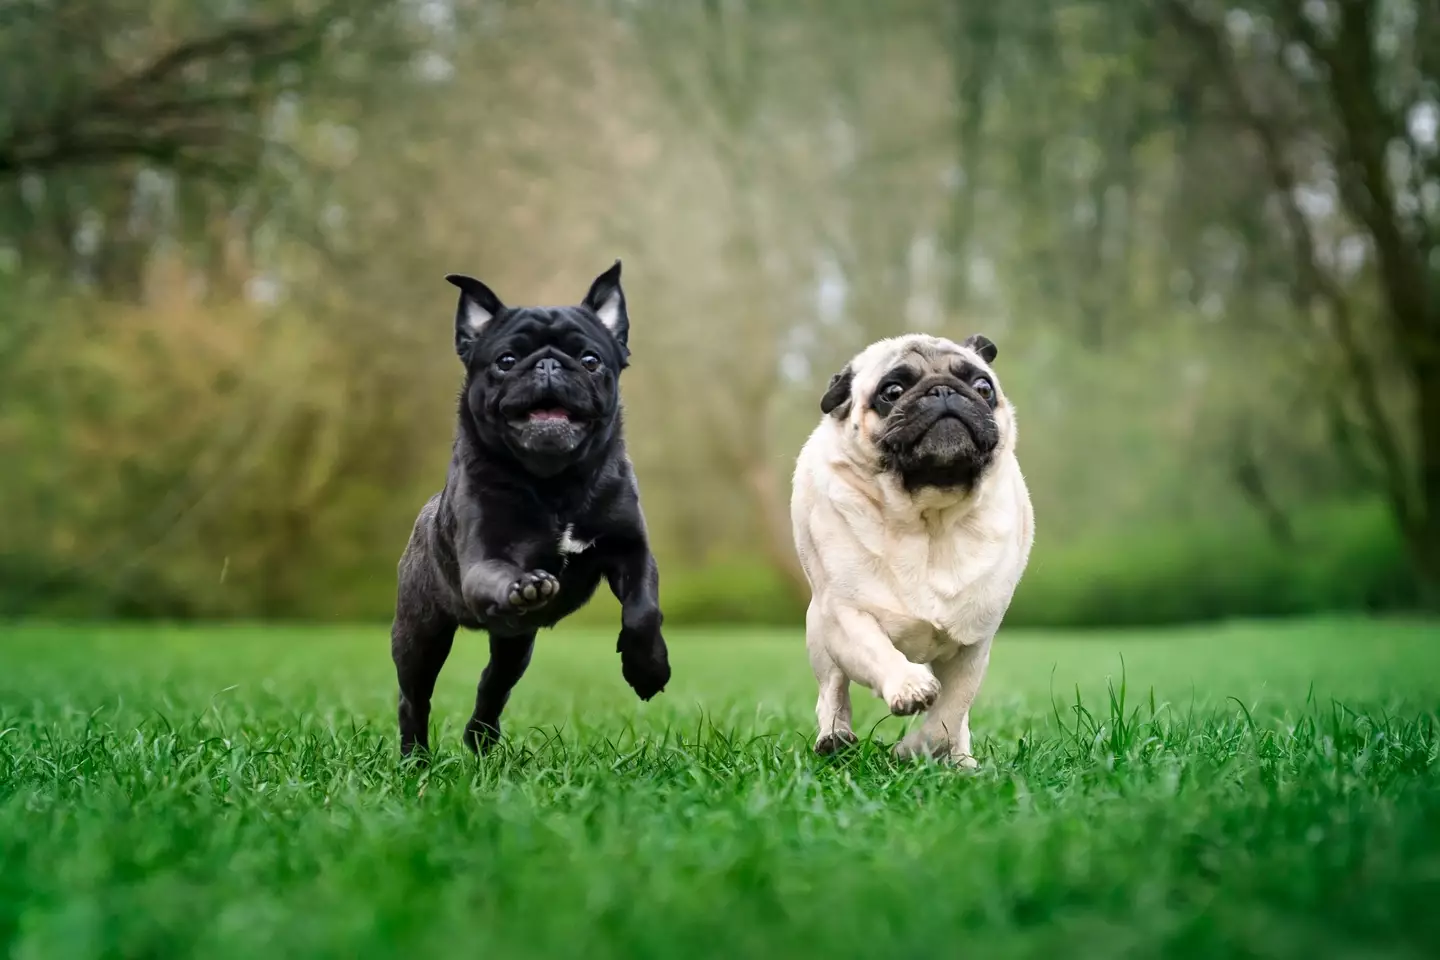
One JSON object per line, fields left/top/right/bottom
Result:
{"left": 488, "top": 571, "right": 559, "bottom": 617}
{"left": 619, "top": 636, "right": 670, "bottom": 701}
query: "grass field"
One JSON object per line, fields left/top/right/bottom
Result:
{"left": 3, "top": 618, "right": 1440, "bottom": 959}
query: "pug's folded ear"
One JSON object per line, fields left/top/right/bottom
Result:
{"left": 446, "top": 274, "right": 505, "bottom": 358}
{"left": 962, "top": 334, "right": 997, "bottom": 365}
{"left": 820, "top": 364, "right": 854, "bottom": 418}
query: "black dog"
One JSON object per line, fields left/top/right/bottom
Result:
{"left": 391, "top": 261, "right": 670, "bottom": 757}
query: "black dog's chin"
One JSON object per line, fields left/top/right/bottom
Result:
{"left": 486, "top": 368, "right": 611, "bottom": 475}
{"left": 509, "top": 413, "right": 589, "bottom": 459}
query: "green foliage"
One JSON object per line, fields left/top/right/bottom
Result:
{"left": 1007, "top": 499, "right": 1419, "bottom": 627}
{"left": 564, "top": 561, "right": 805, "bottom": 630}
{"left": 0, "top": 553, "right": 195, "bottom": 620}
{"left": 2, "top": 0, "right": 1435, "bottom": 624}
{"left": 571, "top": 499, "right": 1414, "bottom": 629}
{"left": 2, "top": 621, "right": 1439, "bottom": 958}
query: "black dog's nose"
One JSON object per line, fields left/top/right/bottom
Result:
{"left": 535, "top": 358, "right": 562, "bottom": 378}
{"left": 927, "top": 383, "right": 958, "bottom": 399}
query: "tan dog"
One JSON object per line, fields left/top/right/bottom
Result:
{"left": 790, "top": 333, "right": 1033, "bottom": 766}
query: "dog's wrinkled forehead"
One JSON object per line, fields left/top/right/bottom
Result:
{"left": 849, "top": 334, "right": 995, "bottom": 400}
{"left": 472, "top": 306, "right": 619, "bottom": 364}
{"left": 449, "top": 259, "right": 632, "bottom": 367}
{"left": 492, "top": 307, "right": 604, "bottom": 348}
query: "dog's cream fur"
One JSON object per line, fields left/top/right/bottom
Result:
{"left": 791, "top": 334, "right": 1034, "bottom": 766}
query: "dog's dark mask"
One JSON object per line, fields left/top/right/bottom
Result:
{"left": 861, "top": 335, "right": 1003, "bottom": 493}
{"left": 446, "top": 261, "right": 632, "bottom": 479}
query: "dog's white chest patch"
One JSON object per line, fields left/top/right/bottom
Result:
{"left": 558, "top": 524, "right": 594, "bottom": 556}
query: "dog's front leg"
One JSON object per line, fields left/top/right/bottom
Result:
{"left": 604, "top": 544, "right": 670, "bottom": 700}
{"left": 460, "top": 557, "right": 558, "bottom": 623}
{"left": 827, "top": 605, "right": 940, "bottom": 717}
{"left": 895, "top": 638, "right": 992, "bottom": 767}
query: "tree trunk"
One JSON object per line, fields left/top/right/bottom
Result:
{"left": 1409, "top": 359, "right": 1440, "bottom": 610}
{"left": 942, "top": 2, "right": 994, "bottom": 313}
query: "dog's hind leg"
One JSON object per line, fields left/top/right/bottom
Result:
{"left": 463, "top": 631, "right": 537, "bottom": 755}
{"left": 807, "top": 603, "right": 855, "bottom": 754}
{"left": 895, "top": 638, "right": 991, "bottom": 768}
{"left": 392, "top": 607, "right": 458, "bottom": 760}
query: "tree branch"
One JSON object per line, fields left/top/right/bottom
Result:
{"left": 1164, "top": 0, "right": 1419, "bottom": 529}
{"left": 0, "top": 18, "right": 313, "bottom": 180}
{"left": 1278, "top": 0, "right": 1433, "bottom": 353}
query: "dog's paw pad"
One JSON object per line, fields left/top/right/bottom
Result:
{"left": 500, "top": 571, "right": 559, "bottom": 613}
{"left": 815, "top": 731, "right": 858, "bottom": 756}
{"left": 884, "top": 670, "right": 941, "bottom": 717}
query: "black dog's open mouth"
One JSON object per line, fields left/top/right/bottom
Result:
{"left": 508, "top": 405, "right": 590, "bottom": 431}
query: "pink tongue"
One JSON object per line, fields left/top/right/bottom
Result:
{"left": 528, "top": 408, "right": 570, "bottom": 421}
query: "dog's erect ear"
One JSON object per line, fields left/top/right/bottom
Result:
{"left": 582, "top": 259, "right": 629, "bottom": 346}
{"left": 446, "top": 274, "right": 505, "bottom": 357}
{"left": 962, "top": 334, "right": 998, "bottom": 365}
{"left": 820, "top": 364, "right": 854, "bottom": 418}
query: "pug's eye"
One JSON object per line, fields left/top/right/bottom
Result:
{"left": 881, "top": 383, "right": 905, "bottom": 404}
{"left": 972, "top": 377, "right": 995, "bottom": 401}
{"left": 580, "top": 353, "right": 602, "bottom": 372}
{"left": 494, "top": 353, "right": 518, "bottom": 372}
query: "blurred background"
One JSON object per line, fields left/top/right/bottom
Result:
{"left": 0, "top": 0, "right": 1435, "bottom": 629}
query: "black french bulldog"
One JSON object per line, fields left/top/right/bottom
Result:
{"left": 390, "top": 261, "right": 670, "bottom": 758}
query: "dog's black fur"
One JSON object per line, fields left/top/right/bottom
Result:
{"left": 391, "top": 261, "right": 670, "bottom": 758}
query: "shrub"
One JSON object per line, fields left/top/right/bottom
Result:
{"left": 570, "top": 499, "right": 1416, "bottom": 630}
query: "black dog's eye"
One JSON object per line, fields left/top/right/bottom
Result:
{"left": 495, "top": 353, "right": 518, "bottom": 372}
{"left": 881, "top": 383, "right": 905, "bottom": 404}
{"left": 580, "top": 353, "right": 602, "bottom": 372}
{"left": 972, "top": 377, "right": 995, "bottom": 401}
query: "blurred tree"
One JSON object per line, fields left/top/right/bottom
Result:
{"left": 1161, "top": 0, "right": 1440, "bottom": 604}
{"left": 0, "top": 0, "right": 424, "bottom": 616}
{"left": 0, "top": 19, "right": 304, "bottom": 178}
{"left": 0, "top": 0, "right": 413, "bottom": 301}
{"left": 0, "top": 0, "right": 1424, "bottom": 623}
{"left": 626, "top": 0, "right": 821, "bottom": 597}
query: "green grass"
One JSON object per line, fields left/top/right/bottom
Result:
{"left": 2, "top": 618, "right": 1439, "bottom": 959}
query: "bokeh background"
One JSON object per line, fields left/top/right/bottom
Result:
{"left": 1, "top": 0, "right": 1436, "bottom": 629}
